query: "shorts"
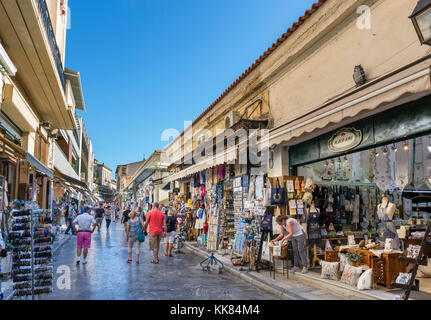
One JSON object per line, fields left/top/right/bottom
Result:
{"left": 165, "top": 231, "right": 176, "bottom": 244}
{"left": 128, "top": 236, "right": 141, "bottom": 254}
{"left": 96, "top": 217, "right": 103, "bottom": 225}
{"left": 149, "top": 234, "right": 162, "bottom": 250}
{"left": 77, "top": 232, "right": 92, "bottom": 249}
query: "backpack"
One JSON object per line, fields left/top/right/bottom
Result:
{"left": 167, "top": 216, "right": 177, "bottom": 233}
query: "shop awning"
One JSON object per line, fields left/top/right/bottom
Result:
{"left": 268, "top": 59, "right": 431, "bottom": 148}
{"left": 26, "top": 153, "right": 54, "bottom": 179}
{"left": 54, "top": 170, "right": 89, "bottom": 191}
{"left": 163, "top": 145, "right": 239, "bottom": 183}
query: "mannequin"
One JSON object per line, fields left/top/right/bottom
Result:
{"left": 302, "top": 177, "right": 314, "bottom": 205}
{"left": 377, "top": 195, "right": 400, "bottom": 250}
{"left": 377, "top": 194, "right": 396, "bottom": 221}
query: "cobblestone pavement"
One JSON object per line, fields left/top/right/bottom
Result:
{"left": 40, "top": 221, "right": 278, "bottom": 300}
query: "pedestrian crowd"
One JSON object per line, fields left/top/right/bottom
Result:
{"left": 63, "top": 201, "right": 187, "bottom": 266}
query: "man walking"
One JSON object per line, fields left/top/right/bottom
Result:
{"left": 143, "top": 203, "right": 167, "bottom": 264}
{"left": 104, "top": 205, "right": 112, "bottom": 230}
{"left": 64, "top": 205, "right": 75, "bottom": 235}
{"left": 72, "top": 207, "right": 97, "bottom": 265}
{"left": 121, "top": 205, "right": 131, "bottom": 232}
{"left": 95, "top": 203, "right": 105, "bottom": 231}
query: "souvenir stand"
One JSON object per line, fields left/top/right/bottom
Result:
{"left": 288, "top": 132, "right": 431, "bottom": 294}
{"left": 10, "top": 201, "right": 53, "bottom": 299}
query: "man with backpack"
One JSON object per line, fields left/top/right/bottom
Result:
{"left": 164, "top": 209, "right": 177, "bottom": 257}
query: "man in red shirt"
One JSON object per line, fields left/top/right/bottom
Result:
{"left": 143, "top": 202, "right": 167, "bottom": 264}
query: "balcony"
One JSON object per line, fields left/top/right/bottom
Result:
{"left": 0, "top": 0, "right": 76, "bottom": 130}
{"left": 35, "top": 0, "right": 65, "bottom": 91}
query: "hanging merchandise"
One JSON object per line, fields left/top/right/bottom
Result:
{"left": 307, "top": 204, "right": 322, "bottom": 245}
{"left": 217, "top": 165, "right": 224, "bottom": 182}
{"left": 271, "top": 178, "right": 286, "bottom": 206}
{"left": 260, "top": 209, "right": 273, "bottom": 233}
{"left": 263, "top": 180, "right": 272, "bottom": 207}
{"left": 254, "top": 175, "right": 264, "bottom": 201}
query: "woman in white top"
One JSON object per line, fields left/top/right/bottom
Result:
{"left": 272, "top": 215, "right": 308, "bottom": 274}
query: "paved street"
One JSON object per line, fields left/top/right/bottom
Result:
{"left": 44, "top": 221, "right": 277, "bottom": 300}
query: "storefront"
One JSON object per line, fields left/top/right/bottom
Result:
{"left": 284, "top": 94, "right": 431, "bottom": 293}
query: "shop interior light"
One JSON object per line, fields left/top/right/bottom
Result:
{"left": 392, "top": 144, "right": 398, "bottom": 152}
{"left": 374, "top": 149, "right": 379, "bottom": 157}
{"left": 403, "top": 142, "right": 409, "bottom": 151}
{"left": 383, "top": 147, "right": 388, "bottom": 155}
{"left": 337, "top": 157, "right": 342, "bottom": 163}
{"left": 324, "top": 161, "right": 328, "bottom": 167}
{"left": 330, "top": 159, "right": 335, "bottom": 166}
{"left": 344, "top": 156, "right": 348, "bottom": 163}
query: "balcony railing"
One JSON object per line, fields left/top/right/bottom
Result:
{"left": 35, "top": 0, "right": 66, "bottom": 92}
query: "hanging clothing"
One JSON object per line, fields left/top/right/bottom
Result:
{"left": 377, "top": 220, "right": 400, "bottom": 250}
{"left": 217, "top": 165, "right": 224, "bottom": 181}
{"left": 352, "top": 193, "right": 360, "bottom": 224}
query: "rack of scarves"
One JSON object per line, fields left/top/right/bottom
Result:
{"left": 10, "top": 208, "right": 53, "bottom": 299}
{"left": 313, "top": 183, "right": 378, "bottom": 233}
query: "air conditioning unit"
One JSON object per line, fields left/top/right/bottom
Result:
{"left": 224, "top": 111, "right": 240, "bottom": 129}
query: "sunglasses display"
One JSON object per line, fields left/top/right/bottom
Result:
{"left": 11, "top": 206, "right": 53, "bottom": 299}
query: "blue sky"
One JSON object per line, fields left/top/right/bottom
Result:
{"left": 67, "top": 0, "right": 317, "bottom": 177}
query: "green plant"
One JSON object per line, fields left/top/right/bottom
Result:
{"left": 346, "top": 252, "right": 363, "bottom": 264}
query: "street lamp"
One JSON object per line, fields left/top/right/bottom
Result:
{"left": 410, "top": 0, "right": 431, "bottom": 45}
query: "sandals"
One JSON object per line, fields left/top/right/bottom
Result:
{"left": 127, "top": 259, "right": 132, "bottom": 263}
{"left": 151, "top": 260, "right": 159, "bottom": 264}
{"left": 136, "top": 260, "right": 139, "bottom": 264}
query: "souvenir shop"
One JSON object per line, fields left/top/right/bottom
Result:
{"left": 176, "top": 159, "right": 273, "bottom": 272}
{"left": 284, "top": 94, "right": 431, "bottom": 294}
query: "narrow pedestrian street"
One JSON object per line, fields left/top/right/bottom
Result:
{"left": 45, "top": 221, "right": 277, "bottom": 300}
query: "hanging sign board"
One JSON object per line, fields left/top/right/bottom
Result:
{"left": 328, "top": 127, "right": 363, "bottom": 153}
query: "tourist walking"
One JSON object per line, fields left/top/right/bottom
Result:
{"left": 95, "top": 203, "right": 105, "bottom": 231}
{"left": 143, "top": 203, "right": 167, "bottom": 264}
{"left": 164, "top": 209, "right": 177, "bottom": 257}
{"left": 125, "top": 210, "right": 145, "bottom": 264}
{"left": 64, "top": 205, "right": 76, "bottom": 235}
{"left": 272, "top": 215, "right": 309, "bottom": 274}
{"left": 104, "top": 205, "right": 112, "bottom": 230}
{"left": 121, "top": 205, "right": 131, "bottom": 233}
{"left": 72, "top": 207, "right": 97, "bottom": 265}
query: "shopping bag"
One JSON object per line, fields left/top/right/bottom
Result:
{"left": 263, "top": 188, "right": 272, "bottom": 207}
{"left": 271, "top": 178, "right": 286, "bottom": 205}
{"left": 260, "top": 212, "right": 273, "bottom": 232}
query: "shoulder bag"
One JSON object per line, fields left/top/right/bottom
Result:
{"left": 271, "top": 178, "right": 286, "bottom": 206}
{"left": 138, "top": 217, "right": 146, "bottom": 243}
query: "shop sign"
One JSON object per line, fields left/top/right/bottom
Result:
{"left": 328, "top": 127, "right": 363, "bottom": 153}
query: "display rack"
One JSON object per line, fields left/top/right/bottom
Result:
{"left": 11, "top": 206, "right": 53, "bottom": 300}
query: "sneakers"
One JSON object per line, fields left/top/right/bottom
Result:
{"left": 301, "top": 267, "right": 308, "bottom": 274}
{"left": 291, "top": 267, "right": 300, "bottom": 273}
{"left": 82, "top": 259, "right": 87, "bottom": 265}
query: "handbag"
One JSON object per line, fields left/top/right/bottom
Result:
{"left": 260, "top": 213, "right": 273, "bottom": 232}
{"left": 271, "top": 178, "right": 286, "bottom": 205}
{"left": 263, "top": 188, "right": 272, "bottom": 207}
{"left": 138, "top": 217, "right": 146, "bottom": 243}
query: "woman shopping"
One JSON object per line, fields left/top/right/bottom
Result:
{"left": 125, "top": 210, "right": 145, "bottom": 264}
{"left": 272, "top": 215, "right": 309, "bottom": 274}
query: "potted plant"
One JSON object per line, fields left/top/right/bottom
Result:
{"left": 346, "top": 251, "right": 364, "bottom": 267}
